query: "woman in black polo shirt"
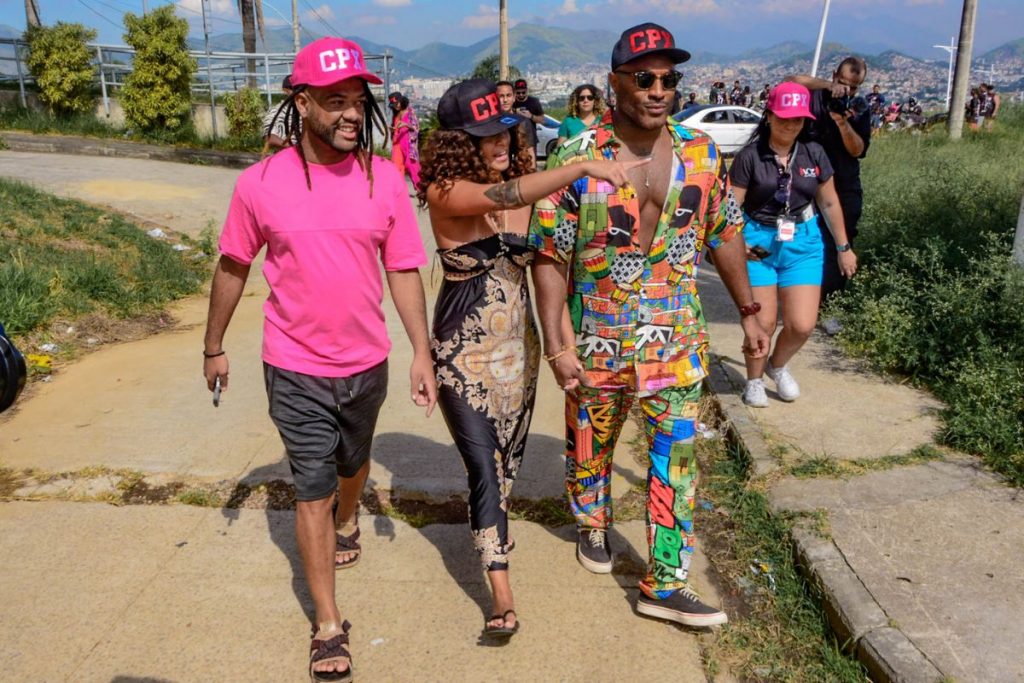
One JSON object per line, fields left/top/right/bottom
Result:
{"left": 729, "top": 82, "right": 857, "bottom": 408}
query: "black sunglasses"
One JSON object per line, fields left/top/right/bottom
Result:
{"left": 774, "top": 172, "right": 791, "bottom": 204}
{"left": 578, "top": 94, "right": 595, "bottom": 101}
{"left": 615, "top": 69, "right": 682, "bottom": 91}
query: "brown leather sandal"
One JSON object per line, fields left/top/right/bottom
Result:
{"left": 335, "top": 526, "right": 361, "bottom": 570}
{"left": 309, "top": 620, "right": 353, "bottom": 683}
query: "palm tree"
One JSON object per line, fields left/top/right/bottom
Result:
{"left": 25, "top": 0, "right": 41, "bottom": 28}
{"left": 237, "top": 0, "right": 265, "bottom": 88}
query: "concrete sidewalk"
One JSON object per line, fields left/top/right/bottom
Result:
{"left": 0, "top": 502, "right": 713, "bottom": 682}
{"left": 699, "top": 266, "right": 1024, "bottom": 683}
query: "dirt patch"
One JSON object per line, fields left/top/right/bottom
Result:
{"left": 73, "top": 179, "right": 205, "bottom": 203}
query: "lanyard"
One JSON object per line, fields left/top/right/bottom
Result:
{"left": 772, "top": 142, "right": 798, "bottom": 215}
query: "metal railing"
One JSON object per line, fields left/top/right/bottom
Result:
{"left": 0, "top": 38, "right": 393, "bottom": 136}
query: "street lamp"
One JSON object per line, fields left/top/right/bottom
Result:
{"left": 811, "top": 0, "right": 832, "bottom": 77}
{"left": 933, "top": 36, "right": 957, "bottom": 111}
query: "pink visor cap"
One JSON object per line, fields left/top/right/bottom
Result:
{"left": 767, "top": 82, "right": 815, "bottom": 119}
{"left": 291, "top": 37, "right": 382, "bottom": 88}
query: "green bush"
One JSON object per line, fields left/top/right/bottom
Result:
{"left": 222, "top": 87, "right": 265, "bottom": 139}
{"left": 120, "top": 6, "right": 196, "bottom": 134}
{"left": 24, "top": 22, "right": 97, "bottom": 116}
{"left": 828, "top": 106, "right": 1024, "bottom": 484}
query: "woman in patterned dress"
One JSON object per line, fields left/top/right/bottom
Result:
{"left": 417, "top": 79, "right": 643, "bottom": 639}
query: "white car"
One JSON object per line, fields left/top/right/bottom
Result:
{"left": 536, "top": 115, "right": 561, "bottom": 159}
{"left": 673, "top": 105, "right": 762, "bottom": 155}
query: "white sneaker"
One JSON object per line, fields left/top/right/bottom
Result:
{"left": 742, "top": 379, "right": 768, "bottom": 408}
{"left": 766, "top": 362, "right": 800, "bottom": 401}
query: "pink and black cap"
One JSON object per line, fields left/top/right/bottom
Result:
{"left": 611, "top": 22, "right": 691, "bottom": 70}
{"left": 290, "top": 37, "right": 382, "bottom": 88}
{"left": 437, "top": 78, "right": 524, "bottom": 137}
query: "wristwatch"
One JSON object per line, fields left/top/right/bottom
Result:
{"left": 738, "top": 302, "right": 762, "bottom": 318}
{"left": 835, "top": 242, "right": 852, "bottom": 252}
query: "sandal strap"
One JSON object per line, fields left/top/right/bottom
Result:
{"left": 335, "top": 528, "right": 361, "bottom": 552}
{"left": 310, "top": 620, "right": 352, "bottom": 664}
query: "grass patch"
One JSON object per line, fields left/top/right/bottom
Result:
{"left": 0, "top": 178, "right": 211, "bottom": 353}
{"left": 695, "top": 411, "right": 867, "bottom": 681}
{"left": 827, "top": 105, "right": 1024, "bottom": 485}
{"left": 786, "top": 445, "right": 945, "bottom": 479}
{"left": 0, "top": 106, "right": 263, "bottom": 153}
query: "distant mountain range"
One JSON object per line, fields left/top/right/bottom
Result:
{"left": 187, "top": 23, "right": 1024, "bottom": 79}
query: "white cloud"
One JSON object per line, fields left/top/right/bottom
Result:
{"left": 176, "top": 0, "right": 235, "bottom": 16}
{"left": 302, "top": 4, "right": 335, "bottom": 22}
{"left": 354, "top": 15, "right": 399, "bottom": 26}
{"left": 601, "top": 0, "right": 721, "bottom": 16}
{"left": 559, "top": 0, "right": 580, "bottom": 13}
{"left": 374, "top": 0, "right": 413, "bottom": 6}
{"left": 461, "top": 4, "right": 500, "bottom": 28}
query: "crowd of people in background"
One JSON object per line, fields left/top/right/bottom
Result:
{"left": 968, "top": 82, "right": 1001, "bottom": 130}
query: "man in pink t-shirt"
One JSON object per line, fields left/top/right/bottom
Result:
{"left": 202, "top": 37, "right": 435, "bottom": 682}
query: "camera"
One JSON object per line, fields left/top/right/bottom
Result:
{"left": 828, "top": 95, "right": 869, "bottom": 116}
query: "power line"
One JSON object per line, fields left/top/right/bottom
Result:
{"left": 300, "top": 0, "right": 341, "bottom": 36}
{"left": 76, "top": 0, "right": 123, "bottom": 29}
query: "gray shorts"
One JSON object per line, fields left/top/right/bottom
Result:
{"left": 264, "top": 360, "right": 388, "bottom": 501}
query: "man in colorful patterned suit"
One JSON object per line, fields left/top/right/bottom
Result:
{"left": 530, "top": 22, "right": 770, "bottom": 627}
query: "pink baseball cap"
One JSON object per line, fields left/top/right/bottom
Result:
{"left": 291, "top": 37, "right": 382, "bottom": 88}
{"left": 766, "top": 82, "right": 816, "bottom": 119}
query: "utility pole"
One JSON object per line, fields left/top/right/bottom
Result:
{"left": 142, "top": 0, "right": 148, "bottom": 14}
{"left": 201, "top": 0, "right": 218, "bottom": 138}
{"left": 947, "top": 0, "right": 978, "bottom": 140}
{"left": 24, "top": 0, "right": 41, "bottom": 28}
{"left": 933, "top": 37, "right": 957, "bottom": 111}
{"left": 810, "top": 0, "right": 832, "bottom": 77}
{"left": 499, "top": 0, "right": 508, "bottom": 80}
{"left": 292, "top": 0, "right": 300, "bottom": 54}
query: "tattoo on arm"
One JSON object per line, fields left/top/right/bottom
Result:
{"left": 484, "top": 179, "right": 526, "bottom": 209}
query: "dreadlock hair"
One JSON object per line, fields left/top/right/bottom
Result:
{"left": 261, "top": 81, "right": 389, "bottom": 196}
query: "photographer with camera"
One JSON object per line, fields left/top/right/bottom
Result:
{"left": 786, "top": 56, "right": 871, "bottom": 299}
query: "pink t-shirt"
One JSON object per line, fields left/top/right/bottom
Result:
{"left": 219, "top": 148, "right": 426, "bottom": 377}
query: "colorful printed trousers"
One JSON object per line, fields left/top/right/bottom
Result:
{"left": 566, "top": 380, "right": 701, "bottom": 598}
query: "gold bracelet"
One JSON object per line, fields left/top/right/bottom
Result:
{"left": 543, "top": 345, "right": 571, "bottom": 363}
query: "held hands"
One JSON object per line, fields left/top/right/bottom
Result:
{"left": 583, "top": 158, "right": 651, "bottom": 189}
{"left": 838, "top": 249, "right": 858, "bottom": 278}
{"left": 410, "top": 353, "right": 437, "bottom": 417}
{"left": 549, "top": 348, "right": 590, "bottom": 392}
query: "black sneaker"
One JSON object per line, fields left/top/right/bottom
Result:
{"left": 636, "top": 588, "right": 728, "bottom": 627}
{"left": 576, "top": 528, "right": 612, "bottom": 574}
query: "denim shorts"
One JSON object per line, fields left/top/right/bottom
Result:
{"left": 744, "top": 214, "right": 824, "bottom": 288}
{"left": 264, "top": 360, "right": 388, "bottom": 502}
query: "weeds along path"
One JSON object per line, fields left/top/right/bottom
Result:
{"left": 0, "top": 151, "right": 239, "bottom": 239}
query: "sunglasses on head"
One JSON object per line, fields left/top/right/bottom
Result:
{"left": 615, "top": 69, "right": 682, "bottom": 91}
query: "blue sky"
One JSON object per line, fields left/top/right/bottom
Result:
{"left": 2, "top": 0, "right": 1021, "bottom": 59}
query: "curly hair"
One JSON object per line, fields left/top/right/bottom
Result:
{"left": 416, "top": 126, "right": 533, "bottom": 207}
{"left": 567, "top": 84, "right": 605, "bottom": 119}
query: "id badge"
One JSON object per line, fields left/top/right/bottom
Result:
{"left": 776, "top": 215, "right": 796, "bottom": 242}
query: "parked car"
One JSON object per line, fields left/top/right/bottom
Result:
{"left": 536, "top": 115, "right": 561, "bottom": 159}
{"left": 672, "top": 105, "right": 761, "bottom": 155}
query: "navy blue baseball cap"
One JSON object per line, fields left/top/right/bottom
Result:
{"left": 611, "top": 23, "right": 691, "bottom": 70}
{"left": 437, "top": 79, "right": 524, "bottom": 137}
